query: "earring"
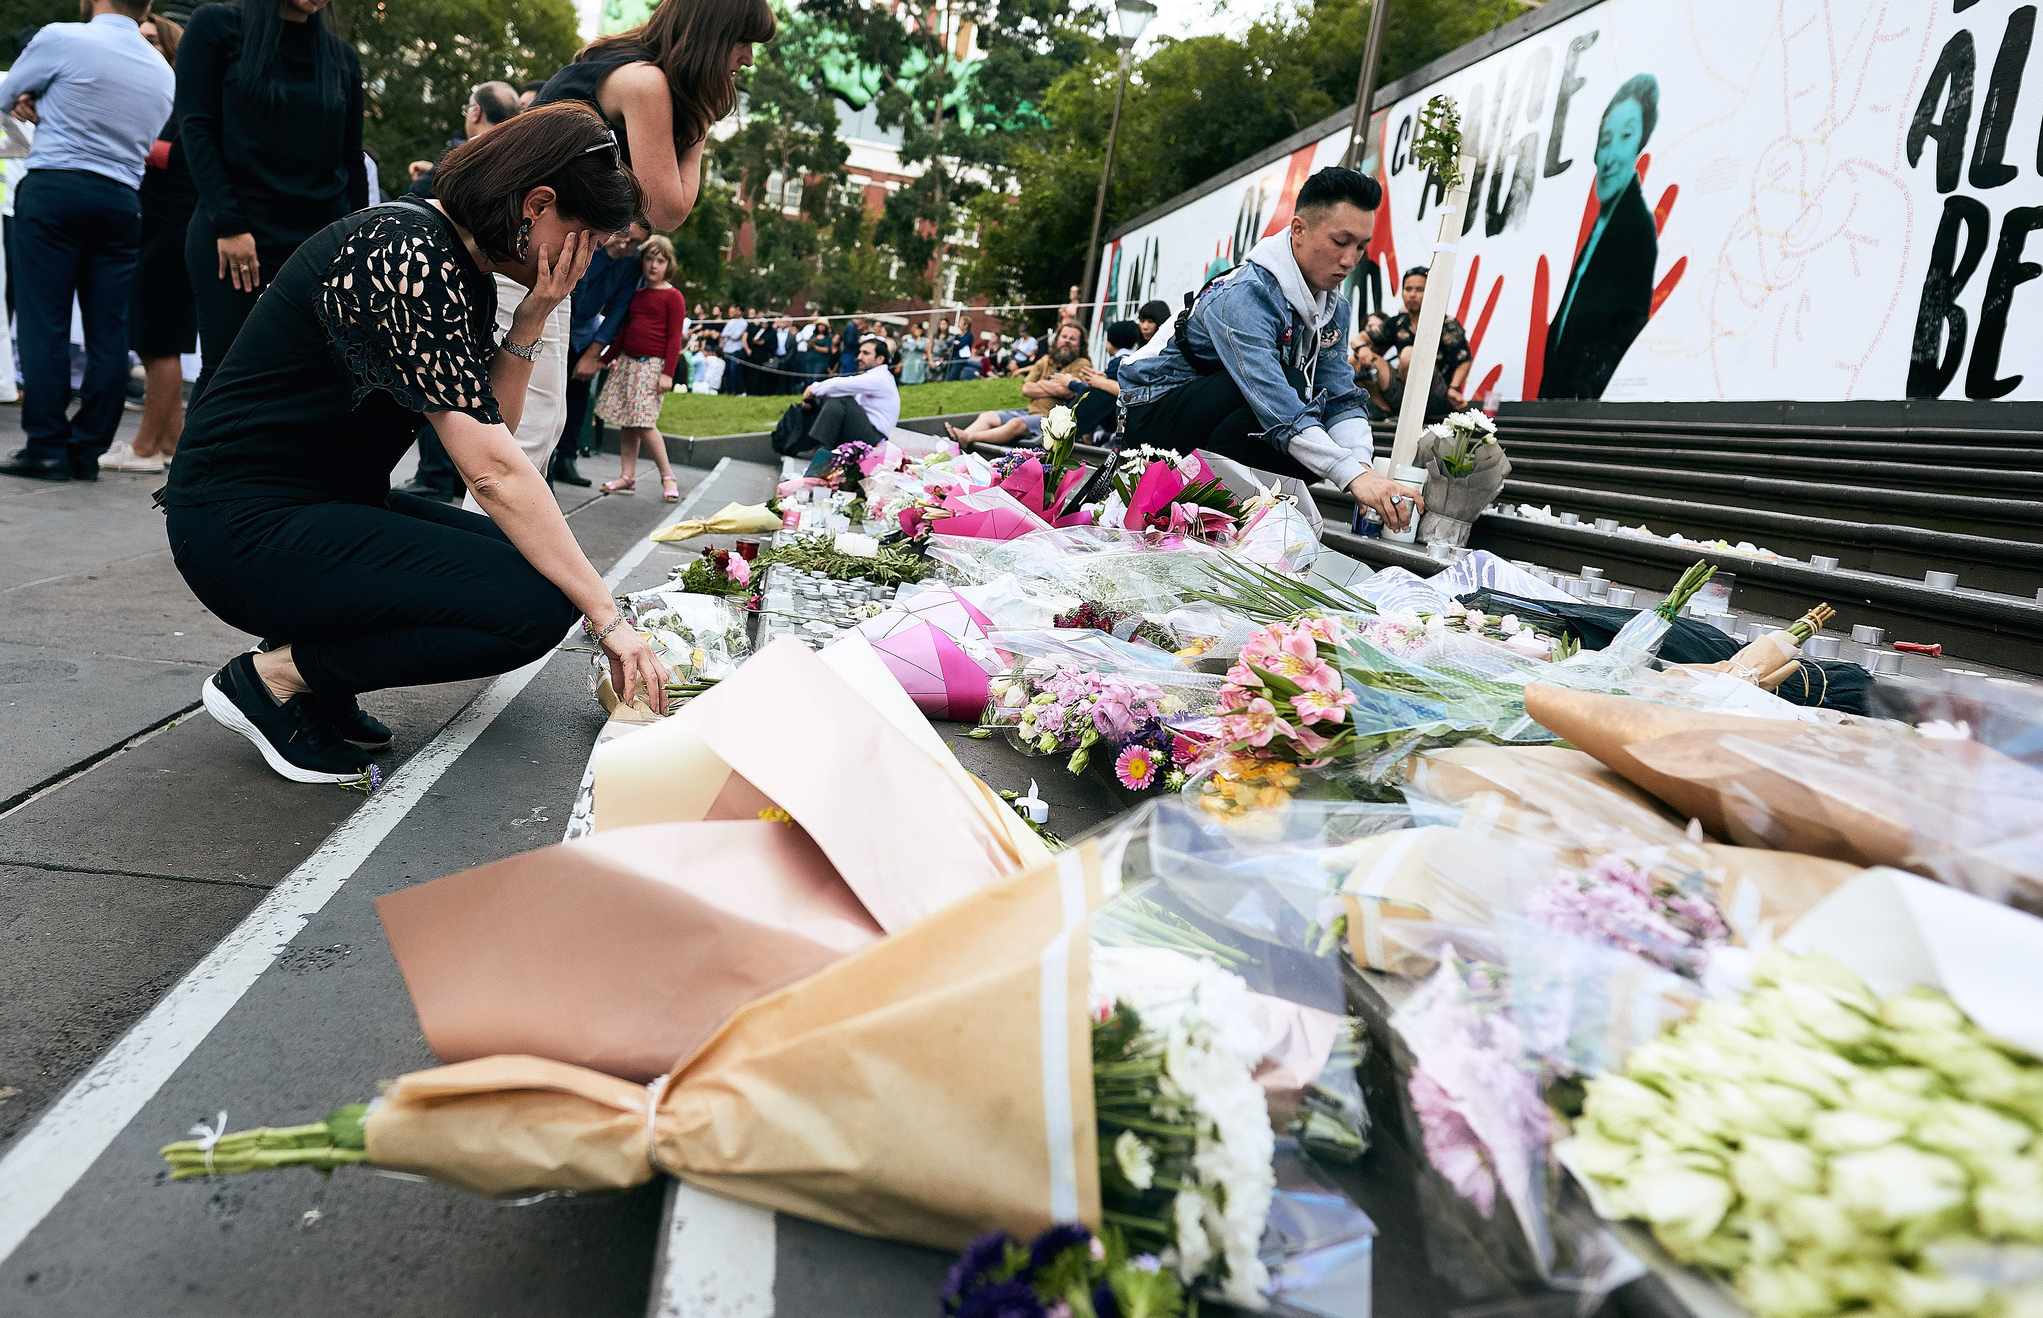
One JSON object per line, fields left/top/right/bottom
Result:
{"left": 516, "top": 217, "right": 533, "bottom": 262}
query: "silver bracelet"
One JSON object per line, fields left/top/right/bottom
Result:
{"left": 501, "top": 335, "right": 542, "bottom": 362}
{"left": 591, "top": 613, "right": 628, "bottom": 646}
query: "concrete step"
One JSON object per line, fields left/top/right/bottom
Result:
{"left": 1500, "top": 458, "right": 2043, "bottom": 543}
{"left": 1490, "top": 479, "right": 2043, "bottom": 599}
{"left": 1499, "top": 442, "right": 2043, "bottom": 491}
{"left": 1321, "top": 516, "right": 2043, "bottom": 671}
{"left": 1496, "top": 411, "right": 2043, "bottom": 450}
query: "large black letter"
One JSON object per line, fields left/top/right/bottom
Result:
{"left": 1545, "top": 32, "right": 1597, "bottom": 178}
{"left": 1971, "top": 6, "right": 2035, "bottom": 188}
{"left": 1909, "top": 32, "right": 1976, "bottom": 194}
{"left": 1488, "top": 53, "right": 1549, "bottom": 235}
{"left": 1968, "top": 205, "right": 2043, "bottom": 398}
{"left": 1908, "top": 196, "right": 1991, "bottom": 398}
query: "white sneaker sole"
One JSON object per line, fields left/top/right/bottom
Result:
{"left": 201, "top": 674, "right": 361, "bottom": 784}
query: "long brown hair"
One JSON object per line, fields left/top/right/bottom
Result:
{"left": 142, "top": 10, "right": 182, "bottom": 67}
{"left": 583, "top": 0, "right": 775, "bottom": 155}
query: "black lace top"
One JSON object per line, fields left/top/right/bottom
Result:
{"left": 165, "top": 200, "right": 502, "bottom": 507}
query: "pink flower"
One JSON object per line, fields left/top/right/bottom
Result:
{"left": 1303, "top": 616, "right": 1343, "bottom": 644}
{"left": 1093, "top": 693, "right": 1139, "bottom": 739}
{"left": 1410, "top": 1067, "right": 1499, "bottom": 1217}
{"left": 1222, "top": 698, "right": 1294, "bottom": 748}
{"left": 1225, "top": 664, "right": 1262, "bottom": 689}
{"left": 1250, "top": 628, "right": 1323, "bottom": 682}
{"left": 726, "top": 554, "right": 751, "bottom": 585}
{"left": 1290, "top": 721, "right": 1334, "bottom": 755}
{"left": 1291, "top": 686, "right": 1355, "bottom": 724}
{"left": 1114, "top": 744, "right": 1159, "bottom": 791}
{"left": 1219, "top": 683, "right": 1253, "bottom": 712}
{"left": 1294, "top": 657, "right": 1342, "bottom": 693}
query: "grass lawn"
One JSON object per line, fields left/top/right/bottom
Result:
{"left": 657, "top": 375, "right": 1026, "bottom": 438}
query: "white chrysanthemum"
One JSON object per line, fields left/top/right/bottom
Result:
{"left": 1092, "top": 946, "right": 1276, "bottom": 1307}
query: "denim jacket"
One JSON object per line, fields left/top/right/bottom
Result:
{"left": 1119, "top": 233, "right": 1374, "bottom": 488}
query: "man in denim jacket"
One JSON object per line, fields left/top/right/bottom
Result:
{"left": 1119, "top": 167, "right": 1419, "bottom": 532}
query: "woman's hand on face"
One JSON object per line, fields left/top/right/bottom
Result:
{"left": 217, "top": 232, "right": 262, "bottom": 292}
{"left": 523, "top": 229, "right": 594, "bottom": 319}
{"left": 603, "top": 620, "right": 670, "bottom": 716}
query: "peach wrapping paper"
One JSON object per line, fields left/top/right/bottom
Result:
{"left": 1380, "top": 743, "right": 1869, "bottom": 956}
{"left": 376, "top": 821, "right": 883, "bottom": 1082}
{"left": 363, "top": 845, "right": 1104, "bottom": 1250}
{"left": 593, "top": 635, "right": 1045, "bottom": 932}
{"left": 1523, "top": 685, "right": 2043, "bottom": 911}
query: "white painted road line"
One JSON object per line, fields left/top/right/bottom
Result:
{"left": 0, "top": 469, "right": 732, "bottom": 1266}
{"left": 650, "top": 1184, "right": 778, "bottom": 1318}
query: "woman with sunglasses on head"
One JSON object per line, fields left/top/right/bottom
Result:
{"left": 162, "top": 104, "right": 668, "bottom": 786}
{"left": 533, "top": 0, "right": 773, "bottom": 232}
{"left": 176, "top": 0, "right": 366, "bottom": 406}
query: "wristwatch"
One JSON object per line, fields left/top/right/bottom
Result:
{"left": 501, "top": 335, "right": 541, "bottom": 362}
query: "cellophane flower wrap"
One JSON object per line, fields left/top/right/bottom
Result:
{"left": 1087, "top": 799, "right": 1381, "bottom": 1312}
{"left": 1565, "top": 948, "right": 2043, "bottom": 1318}
{"left": 1193, "top": 613, "right": 1557, "bottom": 815}
{"left": 1415, "top": 410, "right": 1509, "bottom": 548}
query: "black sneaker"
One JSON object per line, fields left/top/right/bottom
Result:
{"left": 201, "top": 653, "right": 372, "bottom": 783}
{"left": 309, "top": 694, "right": 393, "bottom": 750}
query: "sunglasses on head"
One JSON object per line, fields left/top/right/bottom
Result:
{"left": 582, "top": 129, "right": 621, "bottom": 170}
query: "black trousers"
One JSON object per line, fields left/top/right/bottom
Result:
{"left": 13, "top": 170, "right": 141, "bottom": 460}
{"left": 166, "top": 493, "right": 578, "bottom": 698}
{"left": 805, "top": 394, "right": 886, "bottom": 451}
{"left": 559, "top": 371, "right": 595, "bottom": 461}
{"left": 1120, "top": 370, "right": 1315, "bottom": 482}
{"left": 185, "top": 211, "right": 294, "bottom": 407}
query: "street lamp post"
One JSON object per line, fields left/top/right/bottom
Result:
{"left": 1078, "top": 0, "right": 1156, "bottom": 326}
{"left": 1340, "top": 0, "right": 1393, "bottom": 170}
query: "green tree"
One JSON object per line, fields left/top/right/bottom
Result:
{"left": 0, "top": 0, "right": 77, "bottom": 70}
{"left": 803, "top": 0, "right": 1099, "bottom": 306}
{"left": 968, "top": 0, "right": 1526, "bottom": 313}
{"left": 354, "top": 0, "right": 580, "bottom": 199}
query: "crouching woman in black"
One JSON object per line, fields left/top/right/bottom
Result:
{"left": 163, "top": 103, "right": 668, "bottom": 783}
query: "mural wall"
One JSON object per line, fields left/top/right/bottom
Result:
{"left": 1094, "top": 0, "right": 2043, "bottom": 403}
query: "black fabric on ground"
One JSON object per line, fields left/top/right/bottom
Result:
{"left": 1120, "top": 367, "right": 1317, "bottom": 482}
{"left": 1455, "top": 590, "right": 1740, "bottom": 664}
{"left": 1771, "top": 659, "right": 1874, "bottom": 716}
{"left": 165, "top": 493, "right": 576, "bottom": 698}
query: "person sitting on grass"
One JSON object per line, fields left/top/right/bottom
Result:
{"left": 944, "top": 322, "right": 1091, "bottom": 446}
{"left": 595, "top": 233, "right": 687, "bottom": 500}
{"left": 786, "top": 334, "right": 898, "bottom": 453}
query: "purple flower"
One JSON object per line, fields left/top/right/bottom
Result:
{"left": 1027, "top": 1222, "right": 1093, "bottom": 1272}
{"left": 954, "top": 1280, "right": 1046, "bottom": 1318}
{"left": 1090, "top": 1283, "right": 1121, "bottom": 1318}
{"left": 943, "top": 1231, "right": 1017, "bottom": 1310}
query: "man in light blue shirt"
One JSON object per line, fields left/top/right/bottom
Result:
{"left": 0, "top": 0, "right": 176, "bottom": 481}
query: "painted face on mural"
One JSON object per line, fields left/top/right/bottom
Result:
{"left": 1595, "top": 97, "right": 1647, "bottom": 205}
{"left": 1289, "top": 202, "right": 1374, "bottom": 294}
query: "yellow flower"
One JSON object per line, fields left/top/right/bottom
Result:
{"left": 757, "top": 807, "right": 795, "bottom": 827}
